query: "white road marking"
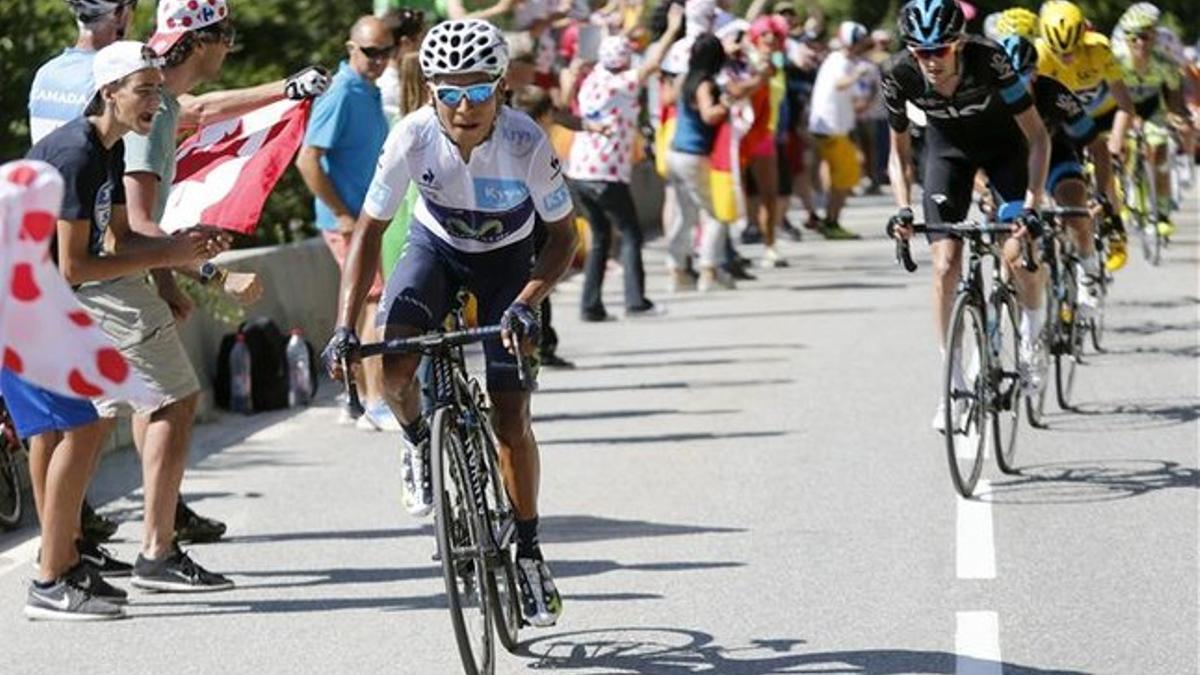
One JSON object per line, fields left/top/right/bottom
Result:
{"left": 955, "top": 611, "right": 1003, "bottom": 675}
{"left": 0, "top": 535, "right": 40, "bottom": 579}
{"left": 957, "top": 479, "right": 996, "bottom": 579}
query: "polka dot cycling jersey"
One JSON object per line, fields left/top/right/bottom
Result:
{"left": 362, "top": 106, "right": 575, "bottom": 254}
{"left": 567, "top": 67, "right": 641, "bottom": 183}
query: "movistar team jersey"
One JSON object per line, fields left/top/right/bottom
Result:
{"left": 1035, "top": 32, "right": 1123, "bottom": 118}
{"left": 882, "top": 35, "right": 1034, "bottom": 146}
{"left": 1110, "top": 27, "right": 1183, "bottom": 107}
{"left": 362, "top": 105, "right": 574, "bottom": 253}
{"left": 28, "top": 48, "right": 96, "bottom": 144}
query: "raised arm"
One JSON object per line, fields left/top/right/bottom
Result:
{"left": 636, "top": 3, "right": 685, "bottom": 85}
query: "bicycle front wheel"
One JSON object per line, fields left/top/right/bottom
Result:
{"left": 944, "top": 294, "right": 988, "bottom": 497}
{"left": 431, "top": 407, "right": 494, "bottom": 675}
{"left": 992, "top": 292, "right": 1022, "bottom": 475}
{"left": 471, "top": 418, "right": 521, "bottom": 653}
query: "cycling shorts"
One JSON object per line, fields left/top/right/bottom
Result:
{"left": 0, "top": 370, "right": 98, "bottom": 440}
{"left": 379, "top": 222, "right": 534, "bottom": 392}
{"left": 921, "top": 126, "right": 1027, "bottom": 242}
{"left": 1047, "top": 136, "right": 1085, "bottom": 193}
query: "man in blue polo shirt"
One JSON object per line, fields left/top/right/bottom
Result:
{"left": 297, "top": 15, "right": 393, "bottom": 431}
{"left": 29, "top": 1, "right": 136, "bottom": 144}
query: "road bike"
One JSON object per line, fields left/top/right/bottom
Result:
{"left": 340, "top": 300, "right": 528, "bottom": 675}
{"left": 888, "top": 220, "right": 1038, "bottom": 495}
{"left": 1024, "top": 206, "right": 1096, "bottom": 426}
{"left": 0, "top": 396, "right": 25, "bottom": 529}
{"left": 1117, "top": 125, "right": 1166, "bottom": 265}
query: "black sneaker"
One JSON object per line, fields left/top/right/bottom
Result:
{"left": 70, "top": 560, "right": 128, "bottom": 605}
{"left": 175, "top": 499, "right": 226, "bottom": 544}
{"left": 580, "top": 308, "right": 610, "bottom": 323}
{"left": 516, "top": 556, "right": 562, "bottom": 628}
{"left": 626, "top": 300, "right": 666, "bottom": 318}
{"left": 780, "top": 218, "right": 803, "bottom": 242}
{"left": 131, "top": 546, "right": 234, "bottom": 593}
{"left": 25, "top": 566, "right": 125, "bottom": 621}
{"left": 81, "top": 499, "right": 118, "bottom": 543}
{"left": 77, "top": 538, "right": 133, "bottom": 577}
{"left": 739, "top": 227, "right": 763, "bottom": 244}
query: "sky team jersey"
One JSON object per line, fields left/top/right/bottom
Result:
{"left": 362, "top": 106, "right": 574, "bottom": 254}
{"left": 1032, "top": 75, "right": 1098, "bottom": 147}
{"left": 1035, "top": 32, "right": 1123, "bottom": 118}
{"left": 1110, "top": 28, "right": 1183, "bottom": 106}
{"left": 882, "top": 35, "right": 1033, "bottom": 146}
{"left": 28, "top": 48, "right": 96, "bottom": 145}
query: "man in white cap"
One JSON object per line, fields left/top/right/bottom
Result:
{"left": 807, "top": 20, "right": 875, "bottom": 238}
{"left": 107, "top": 0, "right": 326, "bottom": 570}
{"left": 22, "top": 40, "right": 227, "bottom": 617}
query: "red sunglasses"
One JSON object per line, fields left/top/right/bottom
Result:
{"left": 909, "top": 43, "right": 954, "bottom": 59}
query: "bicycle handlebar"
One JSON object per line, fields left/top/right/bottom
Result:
{"left": 340, "top": 322, "right": 536, "bottom": 413}
{"left": 885, "top": 221, "right": 1038, "bottom": 273}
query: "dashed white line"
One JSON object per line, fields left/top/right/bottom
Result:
{"left": 956, "top": 479, "right": 996, "bottom": 579}
{"left": 955, "top": 611, "right": 1003, "bottom": 675}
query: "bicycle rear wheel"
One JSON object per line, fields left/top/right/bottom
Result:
{"left": 992, "top": 292, "right": 1022, "bottom": 475}
{"left": 431, "top": 406, "right": 494, "bottom": 675}
{"left": 944, "top": 294, "right": 988, "bottom": 497}
{"left": 1054, "top": 265, "right": 1082, "bottom": 411}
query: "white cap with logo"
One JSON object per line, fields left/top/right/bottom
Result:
{"left": 148, "top": 0, "right": 230, "bottom": 56}
{"left": 89, "top": 40, "right": 162, "bottom": 108}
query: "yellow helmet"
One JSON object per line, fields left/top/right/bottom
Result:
{"left": 996, "top": 7, "right": 1039, "bottom": 40}
{"left": 1039, "top": 1, "right": 1085, "bottom": 55}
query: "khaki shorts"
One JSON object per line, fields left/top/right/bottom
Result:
{"left": 814, "top": 134, "right": 862, "bottom": 192}
{"left": 75, "top": 275, "right": 200, "bottom": 417}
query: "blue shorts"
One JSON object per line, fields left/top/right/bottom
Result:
{"left": 0, "top": 369, "right": 99, "bottom": 439}
{"left": 379, "top": 223, "right": 533, "bottom": 392}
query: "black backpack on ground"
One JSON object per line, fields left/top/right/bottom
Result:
{"left": 215, "top": 317, "right": 316, "bottom": 412}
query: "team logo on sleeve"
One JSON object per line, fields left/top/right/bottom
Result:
{"left": 543, "top": 184, "right": 571, "bottom": 214}
{"left": 549, "top": 156, "right": 563, "bottom": 181}
{"left": 989, "top": 52, "right": 1015, "bottom": 79}
{"left": 1055, "top": 93, "right": 1083, "bottom": 118}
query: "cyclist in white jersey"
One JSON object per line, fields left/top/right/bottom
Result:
{"left": 324, "top": 19, "right": 574, "bottom": 629}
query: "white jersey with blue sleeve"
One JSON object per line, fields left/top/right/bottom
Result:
{"left": 28, "top": 48, "right": 96, "bottom": 145}
{"left": 363, "top": 106, "right": 574, "bottom": 253}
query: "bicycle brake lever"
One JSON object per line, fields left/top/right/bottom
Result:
{"left": 341, "top": 356, "right": 365, "bottom": 418}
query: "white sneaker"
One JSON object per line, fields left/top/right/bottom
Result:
{"left": 401, "top": 438, "right": 433, "bottom": 518}
{"left": 932, "top": 397, "right": 969, "bottom": 434}
{"left": 1017, "top": 340, "right": 1046, "bottom": 396}
{"left": 698, "top": 268, "right": 736, "bottom": 293}
{"left": 1076, "top": 273, "right": 1098, "bottom": 318}
{"left": 336, "top": 405, "right": 359, "bottom": 426}
{"left": 759, "top": 247, "right": 788, "bottom": 268}
{"left": 357, "top": 402, "right": 401, "bottom": 432}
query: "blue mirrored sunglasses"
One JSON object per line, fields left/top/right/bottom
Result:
{"left": 433, "top": 81, "right": 500, "bottom": 107}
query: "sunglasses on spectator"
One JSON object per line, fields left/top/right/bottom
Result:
{"left": 198, "top": 22, "right": 237, "bottom": 48}
{"left": 909, "top": 43, "right": 954, "bottom": 59}
{"left": 352, "top": 43, "right": 397, "bottom": 60}
{"left": 1130, "top": 31, "right": 1155, "bottom": 43}
{"left": 433, "top": 80, "right": 500, "bottom": 107}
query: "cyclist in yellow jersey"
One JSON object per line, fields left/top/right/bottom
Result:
{"left": 1035, "top": 0, "right": 1137, "bottom": 271}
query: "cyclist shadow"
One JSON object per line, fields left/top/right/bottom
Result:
{"left": 978, "top": 459, "right": 1198, "bottom": 505}
{"left": 517, "top": 627, "right": 1087, "bottom": 674}
{"left": 1037, "top": 397, "right": 1199, "bottom": 432}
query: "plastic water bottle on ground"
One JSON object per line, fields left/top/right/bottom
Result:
{"left": 286, "top": 329, "right": 313, "bottom": 407}
{"left": 230, "top": 333, "right": 253, "bottom": 414}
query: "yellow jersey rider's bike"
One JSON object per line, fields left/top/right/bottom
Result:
{"left": 341, "top": 297, "right": 532, "bottom": 675}
{"left": 888, "top": 219, "right": 1039, "bottom": 496}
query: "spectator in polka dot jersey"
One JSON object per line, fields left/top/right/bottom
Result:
{"left": 566, "top": 4, "right": 683, "bottom": 322}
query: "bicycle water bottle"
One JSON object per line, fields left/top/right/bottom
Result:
{"left": 286, "top": 329, "right": 313, "bottom": 407}
{"left": 229, "top": 333, "right": 253, "bottom": 414}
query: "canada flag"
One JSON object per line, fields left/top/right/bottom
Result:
{"left": 0, "top": 161, "right": 161, "bottom": 407}
{"left": 161, "top": 99, "right": 311, "bottom": 234}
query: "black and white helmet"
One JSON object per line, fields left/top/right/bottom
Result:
{"left": 65, "top": 0, "right": 128, "bottom": 22}
{"left": 420, "top": 19, "right": 509, "bottom": 79}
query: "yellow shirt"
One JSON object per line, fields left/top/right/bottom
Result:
{"left": 1036, "top": 32, "right": 1124, "bottom": 118}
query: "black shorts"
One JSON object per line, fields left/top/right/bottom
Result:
{"left": 380, "top": 223, "right": 533, "bottom": 391}
{"left": 1047, "top": 135, "right": 1085, "bottom": 193}
{"left": 921, "top": 126, "right": 1028, "bottom": 242}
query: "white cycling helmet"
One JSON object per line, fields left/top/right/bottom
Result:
{"left": 420, "top": 19, "right": 509, "bottom": 79}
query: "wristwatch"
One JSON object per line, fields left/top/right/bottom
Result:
{"left": 199, "top": 263, "right": 227, "bottom": 286}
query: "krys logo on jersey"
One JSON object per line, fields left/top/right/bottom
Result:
{"left": 474, "top": 178, "right": 529, "bottom": 210}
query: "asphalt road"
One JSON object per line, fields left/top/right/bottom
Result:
{"left": 0, "top": 185, "right": 1196, "bottom": 674}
